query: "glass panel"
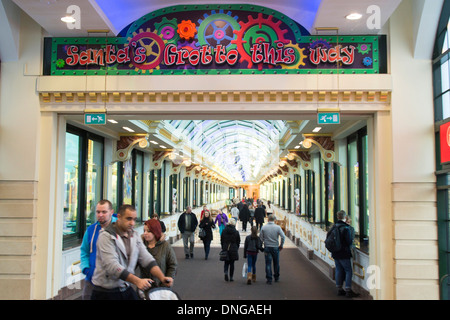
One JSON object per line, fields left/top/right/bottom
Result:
{"left": 110, "top": 162, "right": 119, "bottom": 212}
{"left": 135, "top": 152, "right": 143, "bottom": 222}
{"left": 443, "top": 91, "right": 450, "bottom": 120}
{"left": 122, "top": 158, "right": 133, "bottom": 205}
{"left": 362, "top": 134, "right": 370, "bottom": 248}
{"left": 348, "top": 138, "right": 360, "bottom": 247}
{"left": 64, "top": 132, "right": 80, "bottom": 236}
{"left": 327, "top": 162, "right": 335, "bottom": 225}
{"left": 85, "top": 139, "right": 103, "bottom": 228}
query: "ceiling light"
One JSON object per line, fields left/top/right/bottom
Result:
{"left": 313, "top": 127, "right": 322, "bottom": 133}
{"left": 149, "top": 140, "right": 158, "bottom": 145}
{"left": 122, "top": 126, "right": 135, "bottom": 132}
{"left": 61, "top": 16, "right": 76, "bottom": 23}
{"left": 346, "top": 13, "right": 362, "bottom": 20}
{"left": 294, "top": 145, "right": 300, "bottom": 149}
{"left": 107, "top": 119, "right": 118, "bottom": 124}
{"left": 160, "top": 145, "right": 167, "bottom": 149}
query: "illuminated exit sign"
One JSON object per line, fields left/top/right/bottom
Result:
{"left": 84, "top": 113, "right": 106, "bottom": 125}
{"left": 318, "top": 112, "right": 340, "bottom": 124}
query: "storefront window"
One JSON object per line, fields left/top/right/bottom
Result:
{"left": 85, "top": 139, "right": 104, "bottom": 228}
{"left": 347, "top": 128, "right": 369, "bottom": 252}
{"left": 134, "top": 150, "right": 144, "bottom": 222}
{"left": 63, "top": 126, "right": 104, "bottom": 249}
{"left": 64, "top": 132, "right": 80, "bottom": 237}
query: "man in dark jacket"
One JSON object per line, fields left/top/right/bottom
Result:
{"left": 177, "top": 206, "right": 198, "bottom": 259}
{"left": 254, "top": 204, "right": 266, "bottom": 230}
{"left": 329, "top": 210, "right": 360, "bottom": 298}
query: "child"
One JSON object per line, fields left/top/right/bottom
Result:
{"left": 243, "top": 226, "right": 264, "bottom": 284}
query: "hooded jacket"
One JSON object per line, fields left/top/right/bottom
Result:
{"left": 91, "top": 222, "right": 158, "bottom": 289}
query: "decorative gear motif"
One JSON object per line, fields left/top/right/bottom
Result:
{"left": 155, "top": 17, "right": 180, "bottom": 45}
{"left": 363, "top": 57, "right": 373, "bottom": 66}
{"left": 126, "top": 28, "right": 166, "bottom": 73}
{"left": 196, "top": 9, "right": 240, "bottom": 50}
{"left": 177, "top": 20, "right": 197, "bottom": 40}
{"left": 279, "top": 41, "right": 307, "bottom": 69}
{"left": 358, "top": 43, "right": 371, "bottom": 55}
{"left": 311, "top": 38, "right": 332, "bottom": 49}
{"left": 231, "top": 13, "right": 290, "bottom": 70}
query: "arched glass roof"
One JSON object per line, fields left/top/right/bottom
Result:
{"left": 165, "top": 120, "right": 286, "bottom": 182}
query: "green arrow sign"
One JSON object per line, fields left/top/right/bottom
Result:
{"left": 84, "top": 113, "right": 106, "bottom": 125}
{"left": 318, "top": 112, "right": 340, "bottom": 124}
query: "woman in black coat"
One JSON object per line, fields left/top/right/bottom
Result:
{"left": 199, "top": 210, "right": 216, "bottom": 260}
{"left": 220, "top": 219, "right": 240, "bottom": 282}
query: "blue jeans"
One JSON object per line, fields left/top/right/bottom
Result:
{"left": 247, "top": 253, "right": 258, "bottom": 273}
{"left": 334, "top": 258, "right": 353, "bottom": 290}
{"left": 264, "top": 247, "right": 280, "bottom": 282}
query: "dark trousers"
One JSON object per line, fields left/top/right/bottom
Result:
{"left": 203, "top": 239, "right": 211, "bottom": 259}
{"left": 224, "top": 260, "right": 235, "bottom": 278}
{"left": 91, "top": 286, "right": 139, "bottom": 300}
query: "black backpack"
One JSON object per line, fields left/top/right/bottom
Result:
{"left": 325, "top": 225, "right": 345, "bottom": 253}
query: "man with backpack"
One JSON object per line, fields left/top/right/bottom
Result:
{"left": 325, "top": 210, "right": 360, "bottom": 298}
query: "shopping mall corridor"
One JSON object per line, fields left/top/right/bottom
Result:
{"left": 170, "top": 221, "right": 347, "bottom": 300}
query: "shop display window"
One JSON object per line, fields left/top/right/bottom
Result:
{"left": 63, "top": 126, "right": 104, "bottom": 249}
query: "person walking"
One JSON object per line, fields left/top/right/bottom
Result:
{"left": 91, "top": 205, "right": 173, "bottom": 300}
{"left": 260, "top": 214, "right": 285, "bottom": 284}
{"left": 254, "top": 204, "right": 266, "bottom": 230}
{"left": 328, "top": 210, "right": 360, "bottom": 298}
{"left": 220, "top": 219, "right": 240, "bottom": 282}
{"left": 199, "top": 210, "right": 216, "bottom": 260}
{"left": 239, "top": 203, "right": 250, "bottom": 232}
{"left": 243, "top": 226, "right": 264, "bottom": 284}
{"left": 80, "top": 199, "right": 117, "bottom": 300}
{"left": 140, "top": 219, "right": 177, "bottom": 289}
{"left": 214, "top": 208, "right": 229, "bottom": 236}
{"left": 177, "top": 206, "right": 198, "bottom": 259}
{"left": 230, "top": 204, "right": 239, "bottom": 223}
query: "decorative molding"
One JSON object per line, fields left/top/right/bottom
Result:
{"left": 302, "top": 135, "right": 335, "bottom": 162}
{"left": 39, "top": 90, "right": 391, "bottom": 105}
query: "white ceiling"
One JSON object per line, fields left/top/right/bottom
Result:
{"left": 11, "top": 0, "right": 402, "bottom": 37}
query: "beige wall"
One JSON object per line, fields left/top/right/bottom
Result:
{"left": 388, "top": 0, "right": 439, "bottom": 299}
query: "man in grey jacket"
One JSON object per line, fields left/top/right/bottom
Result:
{"left": 260, "top": 214, "right": 285, "bottom": 284}
{"left": 91, "top": 204, "right": 173, "bottom": 300}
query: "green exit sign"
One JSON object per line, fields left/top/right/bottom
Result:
{"left": 85, "top": 113, "right": 106, "bottom": 125}
{"left": 318, "top": 112, "right": 340, "bottom": 124}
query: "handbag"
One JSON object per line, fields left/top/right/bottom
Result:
{"left": 219, "top": 243, "right": 231, "bottom": 261}
{"left": 198, "top": 227, "right": 206, "bottom": 239}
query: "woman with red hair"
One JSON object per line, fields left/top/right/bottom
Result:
{"left": 140, "top": 219, "right": 178, "bottom": 288}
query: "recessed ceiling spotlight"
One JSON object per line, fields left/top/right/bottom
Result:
{"left": 149, "top": 140, "right": 158, "bottom": 145}
{"left": 61, "top": 16, "right": 76, "bottom": 23}
{"left": 313, "top": 127, "right": 322, "bottom": 133}
{"left": 160, "top": 145, "right": 167, "bottom": 149}
{"left": 107, "top": 119, "right": 118, "bottom": 124}
{"left": 346, "top": 13, "right": 362, "bottom": 20}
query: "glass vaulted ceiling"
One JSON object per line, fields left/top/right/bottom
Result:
{"left": 166, "top": 120, "right": 286, "bottom": 183}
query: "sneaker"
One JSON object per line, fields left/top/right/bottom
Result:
{"left": 345, "top": 290, "right": 360, "bottom": 298}
{"left": 225, "top": 274, "right": 229, "bottom": 282}
{"left": 190, "top": 253, "right": 194, "bottom": 258}
{"left": 266, "top": 280, "right": 272, "bottom": 285}
{"left": 185, "top": 254, "right": 190, "bottom": 259}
